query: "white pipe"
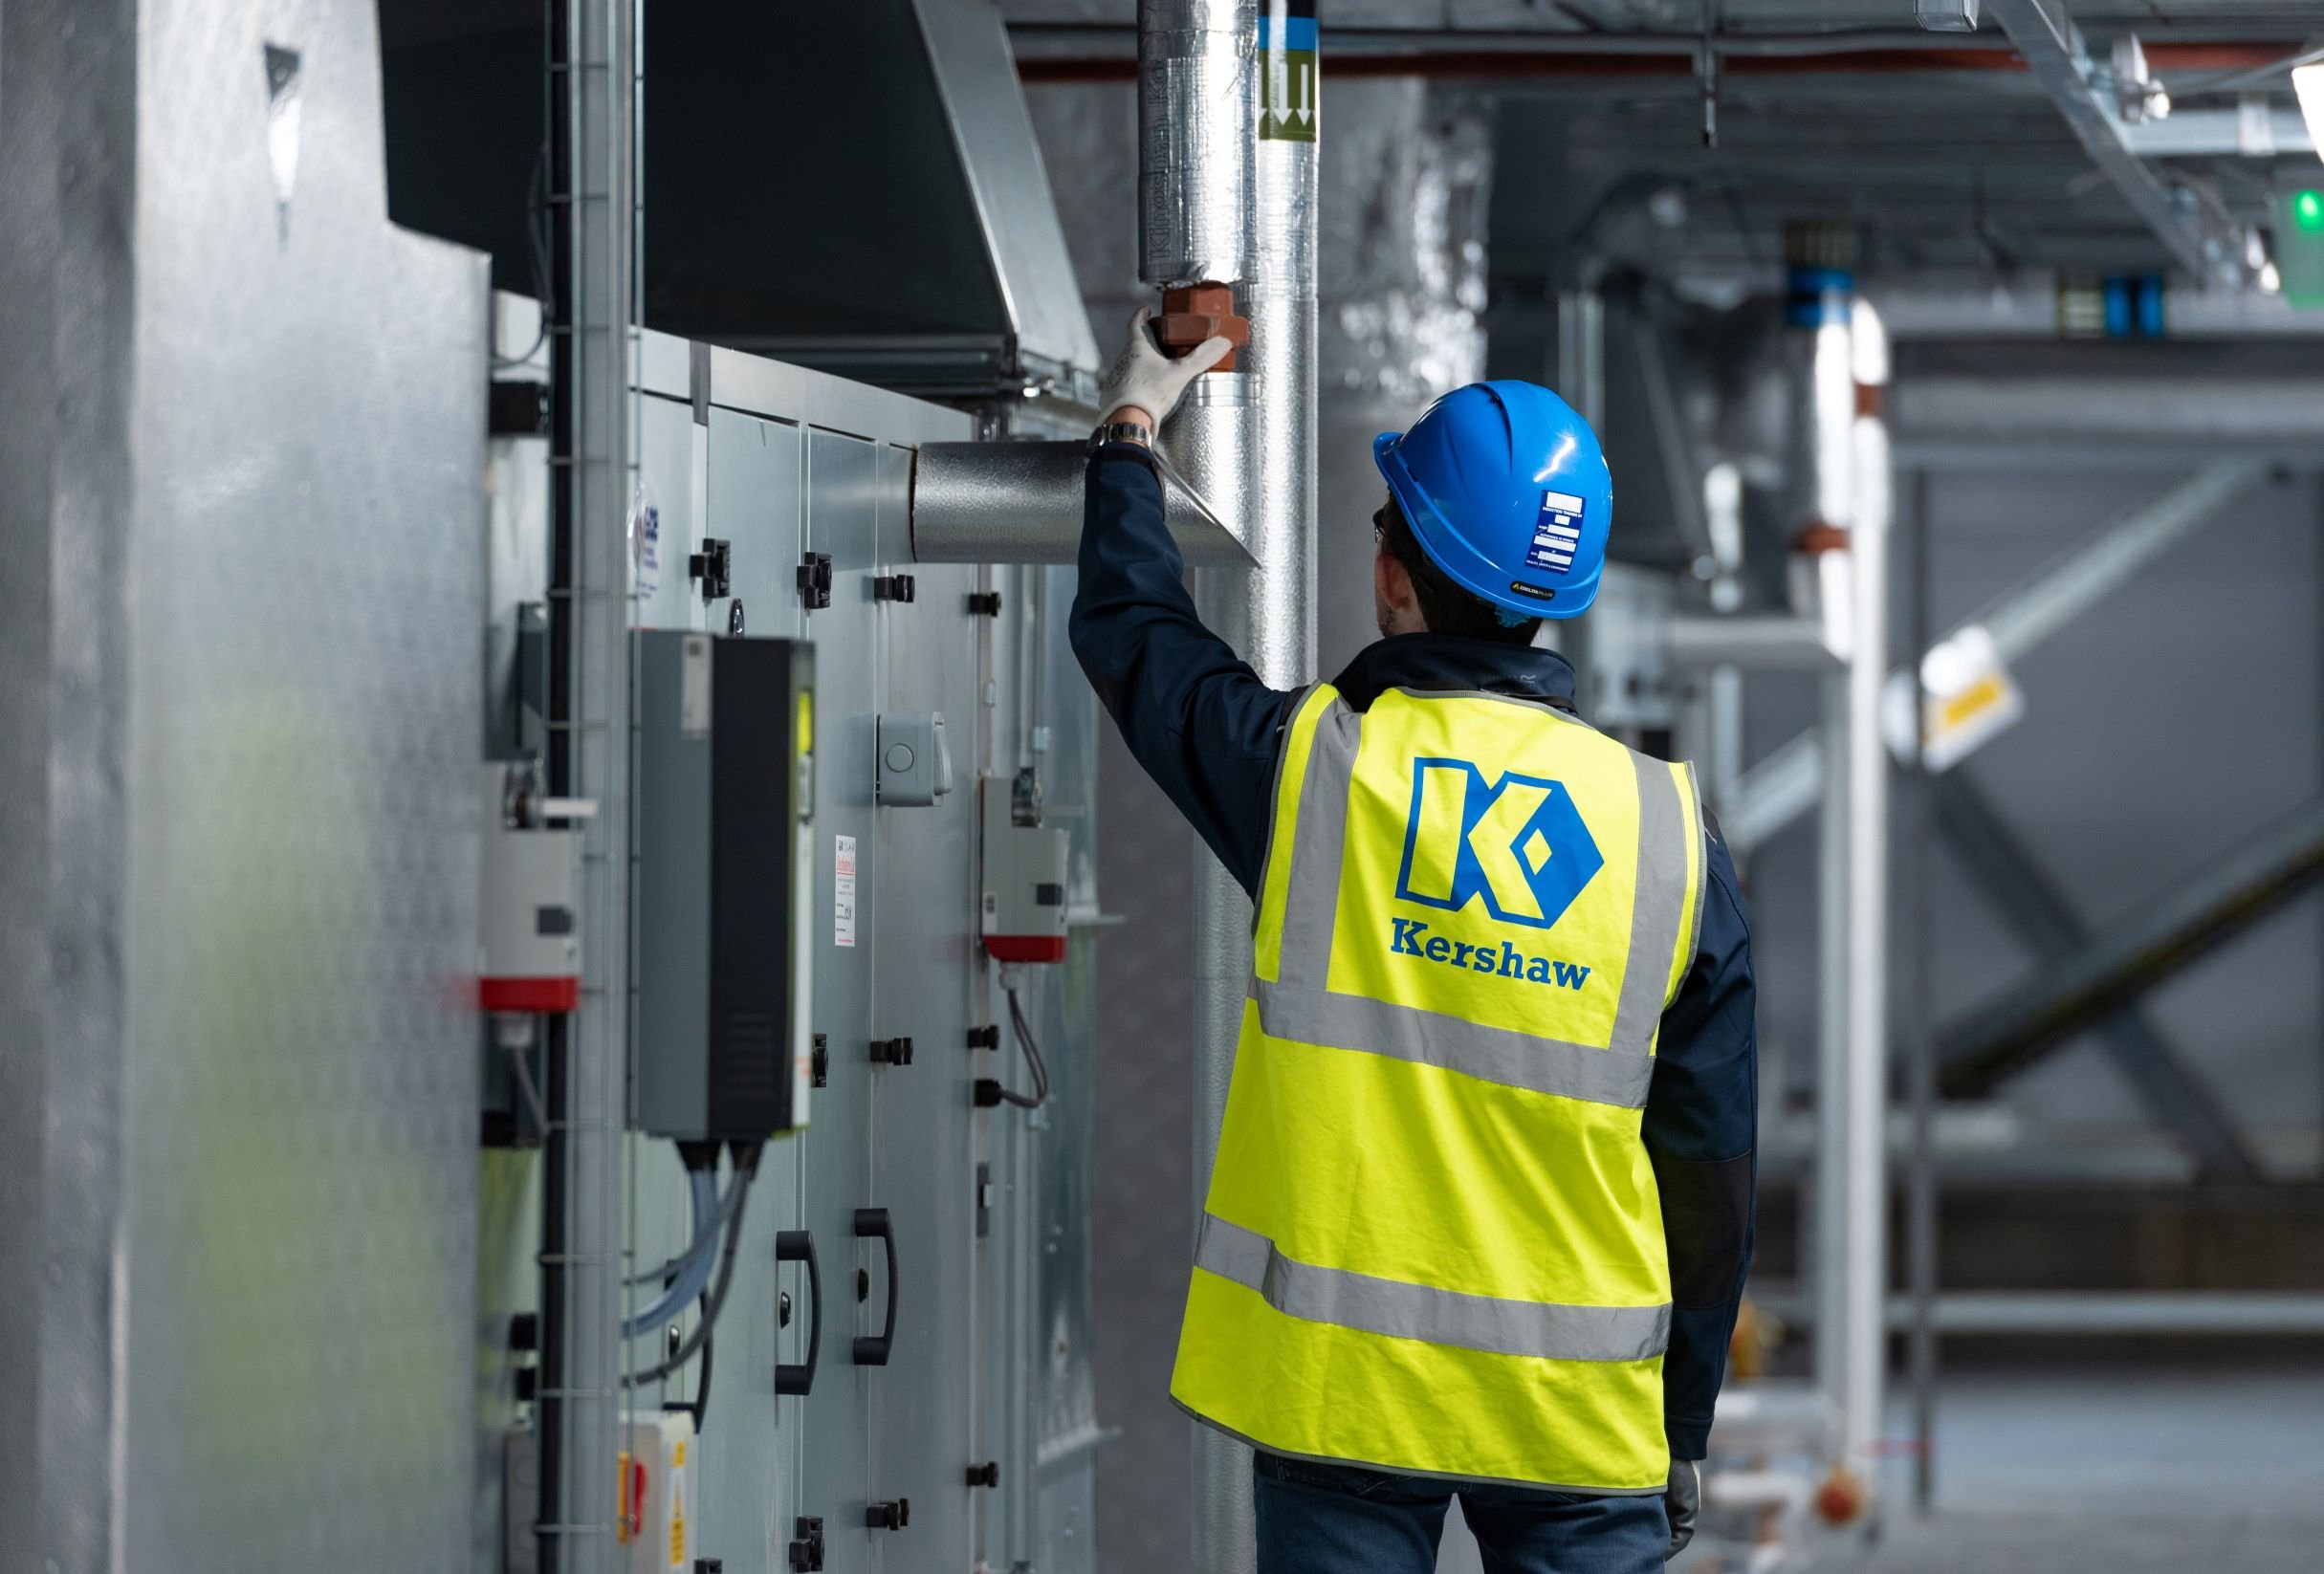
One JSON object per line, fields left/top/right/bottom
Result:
{"left": 1793, "top": 269, "right": 1862, "bottom": 1505}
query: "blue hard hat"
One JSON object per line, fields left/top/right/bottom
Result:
{"left": 1372, "top": 381, "right": 1613, "bottom": 622}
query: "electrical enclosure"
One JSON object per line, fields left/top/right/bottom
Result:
{"left": 636, "top": 631, "right": 818, "bottom": 1141}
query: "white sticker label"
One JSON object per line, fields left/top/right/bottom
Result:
{"left": 628, "top": 478, "right": 662, "bottom": 604}
{"left": 834, "top": 834, "right": 857, "bottom": 948}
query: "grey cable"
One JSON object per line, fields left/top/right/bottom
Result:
{"left": 989, "top": 984, "right": 1051, "bottom": 1110}
{"left": 624, "top": 1163, "right": 743, "bottom": 1287}
{"left": 623, "top": 1148, "right": 759, "bottom": 1388}
{"left": 504, "top": 1034, "right": 552, "bottom": 1138}
{"left": 621, "top": 1168, "right": 720, "bottom": 1337}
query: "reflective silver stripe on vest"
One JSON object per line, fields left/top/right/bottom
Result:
{"left": 1195, "top": 1213, "right": 1672, "bottom": 1364}
{"left": 1274, "top": 695, "right": 1362, "bottom": 990}
{"left": 1251, "top": 977, "right": 1656, "bottom": 1109}
{"left": 1613, "top": 752, "right": 1695, "bottom": 1049}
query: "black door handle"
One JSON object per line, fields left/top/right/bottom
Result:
{"left": 775, "top": 1230, "right": 821, "bottom": 1395}
{"left": 852, "top": 1208, "right": 897, "bottom": 1366}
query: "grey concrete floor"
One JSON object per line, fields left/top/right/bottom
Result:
{"left": 1432, "top": 1362, "right": 2324, "bottom": 1574}
{"left": 1845, "top": 1363, "right": 2324, "bottom": 1574}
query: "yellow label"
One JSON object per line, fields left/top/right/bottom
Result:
{"left": 1938, "top": 674, "right": 2007, "bottom": 732}
{"left": 672, "top": 1439, "right": 686, "bottom": 1469}
{"left": 669, "top": 1491, "right": 685, "bottom": 1567}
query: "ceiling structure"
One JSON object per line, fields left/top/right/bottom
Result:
{"left": 1005, "top": 2, "right": 2324, "bottom": 295}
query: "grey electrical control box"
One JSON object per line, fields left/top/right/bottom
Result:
{"left": 876, "top": 710, "right": 954, "bottom": 806}
{"left": 635, "top": 630, "right": 817, "bottom": 1141}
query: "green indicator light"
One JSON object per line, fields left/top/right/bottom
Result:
{"left": 2296, "top": 190, "right": 2324, "bottom": 233}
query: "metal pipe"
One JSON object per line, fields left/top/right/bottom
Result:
{"left": 1876, "top": 276, "right": 2324, "bottom": 339}
{"left": 910, "top": 440, "right": 1253, "bottom": 566}
{"left": 1134, "top": 7, "right": 1294, "bottom": 1571}
{"left": 1904, "top": 469, "right": 1938, "bottom": 1518}
{"left": 1195, "top": 73, "right": 1318, "bottom": 1560}
{"left": 1893, "top": 378, "right": 2324, "bottom": 444}
{"left": 1663, "top": 616, "right": 1839, "bottom": 670}
{"left": 1790, "top": 256, "right": 1861, "bottom": 1499}
{"left": 1810, "top": 670, "right": 1851, "bottom": 1455}
{"left": 1905, "top": 1292, "right": 2324, "bottom": 1335}
{"left": 1759, "top": 1290, "right": 2324, "bottom": 1335}
{"left": 540, "top": 0, "right": 631, "bottom": 1567}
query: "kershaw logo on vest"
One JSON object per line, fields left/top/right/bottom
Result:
{"left": 1394, "top": 755, "right": 1605, "bottom": 952}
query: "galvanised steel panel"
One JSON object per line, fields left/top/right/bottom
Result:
{"left": 797, "top": 426, "right": 885, "bottom": 1574}
{"left": 869, "top": 444, "right": 984, "bottom": 1568}
{"left": 708, "top": 410, "right": 807, "bottom": 645}
{"left": 682, "top": 406, "right": 812, "bottom": 1572}
{"left": 1033, "top": 565, "right": 1103, "bottom": 1574}
{"left": 633, "top": 394, "right": 705, "bottom": 634}
{"left": 0, "top": 0, "right": 493, "bottom": 1569}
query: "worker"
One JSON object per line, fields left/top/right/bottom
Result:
{"left": 1070, "top": 311, "right": 1757, "bottom": 1574}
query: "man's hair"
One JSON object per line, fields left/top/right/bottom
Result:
{"left": 1374, "top": 493, "right": 1544, "bottom": 645}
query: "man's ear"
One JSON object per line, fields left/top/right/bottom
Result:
{"left": 1375, "top": 550, "right": 1413, "bottom": 611}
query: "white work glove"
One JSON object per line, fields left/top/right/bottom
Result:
{"left": 1664, "top": 1457, "right": 1699, "bottom": 1561}
{"left": 1099, "top": 306, "right": 1232, "bottom": 428}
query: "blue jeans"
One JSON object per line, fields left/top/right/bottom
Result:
{"left": 1252, "top": 1453, "right": 1667, "bottom": 1574}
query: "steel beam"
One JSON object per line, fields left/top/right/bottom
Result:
{"left": 1941, "top": 795, "right": 2324, "bottom": 1097}
{"left": 2118, "top": 104, "right": 2313, "bottom": 158}
{"left": 1773, "top": 1290, "right": 2324, "bottom": 1334}
{"left": 1911, "top": 1292, "right": 2324, "bottom": 1335}
{"left": 1724, "top": 460, "right": 2268, "bottom": 857}
{"left": 1934, "top": 772, "right": 2263, "bottom": 1179}
{"left": 1985, "top": 0, "right": 2236, "bottom": 284}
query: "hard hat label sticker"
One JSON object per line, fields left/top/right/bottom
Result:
{"left": 1527, "top": 492, "right": 1586, "bottom": 572}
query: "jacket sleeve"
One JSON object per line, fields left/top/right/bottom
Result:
{"left": 1068, "top": 444, "right": 1296, "bottom": 897}
{"left": 1643, "top": 824, "right": 1758, "bottom": 1461}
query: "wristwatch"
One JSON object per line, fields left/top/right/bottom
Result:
{"left": 1088, "top": 420, "right": 1154, "bottom": 454}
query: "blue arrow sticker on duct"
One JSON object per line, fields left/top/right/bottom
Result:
{"left": 1258, "top": 2, "right": 1318, "bottom": 142}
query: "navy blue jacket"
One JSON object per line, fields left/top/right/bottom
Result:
{"left": 1070, "top": 443, "right": 1756, "bottom": 1464}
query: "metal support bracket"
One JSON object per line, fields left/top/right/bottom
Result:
{"left": 1985, "top": 0, "right": 2244, "bottom": 285}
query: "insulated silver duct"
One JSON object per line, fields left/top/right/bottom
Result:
{"left": 911, "top": 441, "right": 1253, "bottom": 566}
{"left": 1140, "top": 1, "right": 1252, "bottom": 289}
{"left": 1138, "top": 5, "right": 1315, "bottom": 1572}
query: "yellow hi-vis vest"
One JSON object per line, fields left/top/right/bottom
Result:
{"left": 1170, "top": 682, "right": 1705, "bottom": 1494}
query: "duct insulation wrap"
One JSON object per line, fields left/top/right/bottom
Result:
{"left": 1314, "top": 83, "right": 1491, "bottom": 675}
{"left": 910, "top": 441, "right": 1252, "bottom": 566}
{"left": 1140, "top": 0, "right": 1255, "bottom": 287}
{"left": 1321, "top": 84, "right": 1492, "bottom": 407}
{"left": 1187, "top": 12, "right": 1318, "bottom": 1573}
